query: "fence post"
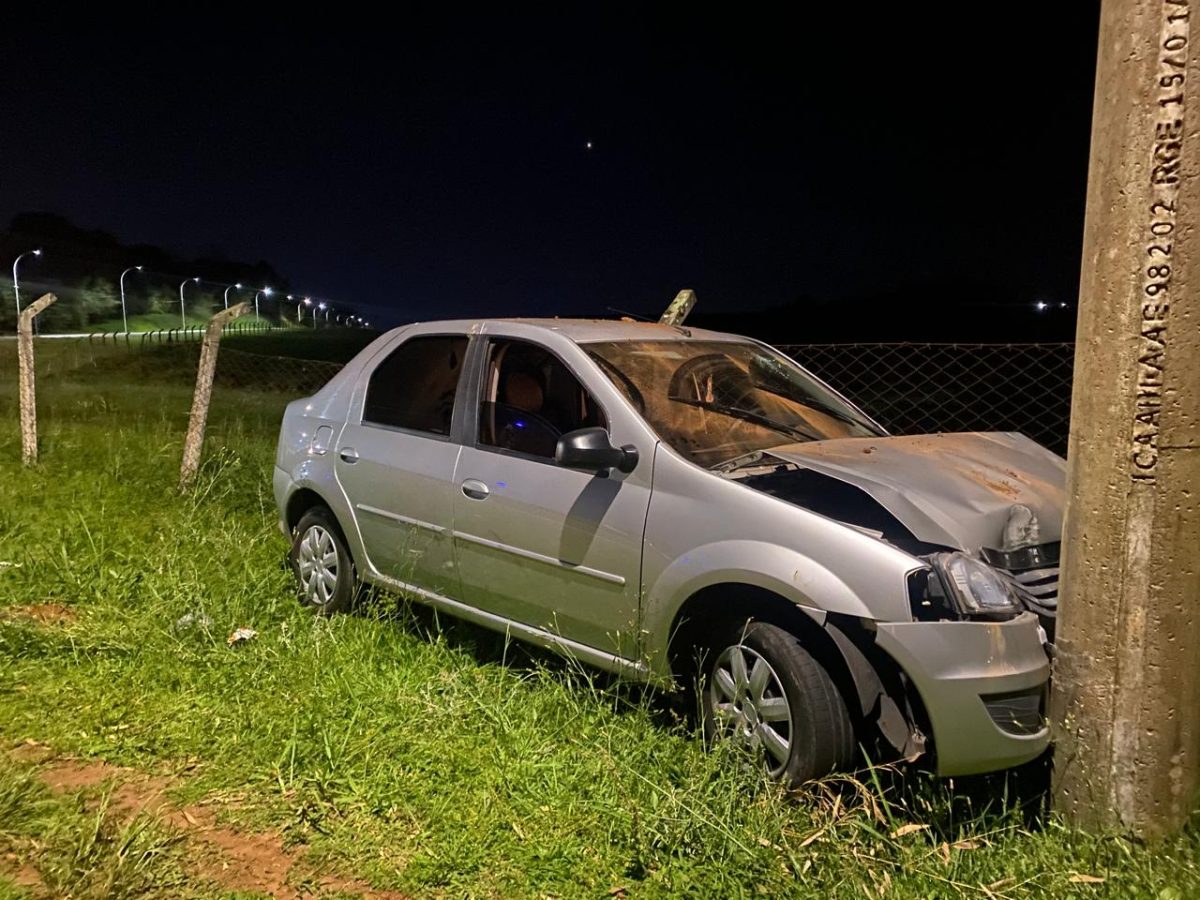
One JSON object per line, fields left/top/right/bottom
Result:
{"left": 659, "top": 289, "right": 697, "bottom": 326}
{"left": 179, "top": 302, "right": 250, "bottom": 490}
{"left": 17, "top": 293, "right": 56, "bottom": 466}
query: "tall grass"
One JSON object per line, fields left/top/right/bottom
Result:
{"left": 0, "top": 356, "right": 1197, "bottom": 896}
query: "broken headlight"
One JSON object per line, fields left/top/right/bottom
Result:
{"left": 934, "top": 552, "right": 1022, "bottom": 617}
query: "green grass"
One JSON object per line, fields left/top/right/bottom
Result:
{"left": 222, "top": 328, "right": 381, "bottom": 363}
{"left": 0, "top": 358, "right": 1198, "bottom": 897}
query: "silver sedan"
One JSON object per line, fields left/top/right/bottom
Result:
{"left": 275, "top": 318, "right": 1058, "bottom": 783}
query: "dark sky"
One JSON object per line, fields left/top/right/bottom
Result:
{"left": 1, "top": 9, "right": 1101, "bottom": 329}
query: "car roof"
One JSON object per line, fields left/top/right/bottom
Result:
{"left": 394, "top": 317, "right": 750, "bottom": 344}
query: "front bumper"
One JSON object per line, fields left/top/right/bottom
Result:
{"left": 874, "top": 612, "right": 1050, "bottom": 776}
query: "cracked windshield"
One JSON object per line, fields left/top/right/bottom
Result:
{"left": 586, "top": 340, "right": 883, "bottom": 467}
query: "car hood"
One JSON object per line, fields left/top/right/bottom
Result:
{"left": 763, "top": 433, "right": 1066, "bottom": 552}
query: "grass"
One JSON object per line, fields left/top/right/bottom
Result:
{"left": 0, "top": 349, "right": 1198, "bottom": 897}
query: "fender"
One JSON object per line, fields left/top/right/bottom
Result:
{"left": 641, "top": 539, "right": 881, "bottom": 668}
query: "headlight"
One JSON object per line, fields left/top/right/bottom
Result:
{"left": 936, "top": 552, "right": 1021, "bottom": 616}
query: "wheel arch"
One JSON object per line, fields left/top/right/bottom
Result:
{"left": 285, "top": 487, "right": 331, "bottom": 534}
{"left": 667, "top": 583, "right": 859, "bottom": 718}
{"left": 666, "top": 582, "right": 926, "bottom": 762}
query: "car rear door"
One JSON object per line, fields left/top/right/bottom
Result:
{"left": 335, "top": 331, "right": 470, "bottom": 598}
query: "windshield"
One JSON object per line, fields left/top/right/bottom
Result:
{"left": 585, "top": 339, "right": 884, "bottom": 467}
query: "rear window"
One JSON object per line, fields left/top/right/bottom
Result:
{"left": 363, "top": 335, "right": 469, "bottom": 435}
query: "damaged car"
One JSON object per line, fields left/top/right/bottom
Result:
{"left": 275, "top": 319, "right": 1061, "bottom": 784}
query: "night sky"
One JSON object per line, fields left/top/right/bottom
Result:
{"left": 1, "top": 8, "right": 1101, "bottom": 334}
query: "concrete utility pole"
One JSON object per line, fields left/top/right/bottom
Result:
{"left": 1053, "top": 0, "right": 1200, "bottom": 837}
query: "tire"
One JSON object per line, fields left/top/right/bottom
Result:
{"left": 288, "top": 507, "right": 357, "bottom": 615}
{"left": 701, "top": 621, "right": 854, "bottom": 785}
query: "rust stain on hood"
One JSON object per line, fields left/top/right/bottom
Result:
{"left": 765, "top": 433, "right": 1066, "bottom": 551}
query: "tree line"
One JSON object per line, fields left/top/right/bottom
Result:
{"left": 0, "top": 212, "right": 293, "bottom": 331}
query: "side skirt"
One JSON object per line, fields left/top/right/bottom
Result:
{"left": 365, "top": 571, "right": 651, "bottom": 681}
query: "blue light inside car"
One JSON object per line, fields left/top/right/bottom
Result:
{"left": 496, "top": 481, "right": 507, "bottom": 489}
{"left": 514, "top": 420, "right": 526, "bottom": 429}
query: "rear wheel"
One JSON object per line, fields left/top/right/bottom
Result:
{"left": 702, "top": 621, "right": 854, "bottom": 785}
{"left": 289, "top": 507, "right": 356, "bottom": 615}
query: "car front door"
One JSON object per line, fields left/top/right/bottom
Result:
{"left": 450, "top": 334, "right": 653, "bottom": 662}
{"left": 335, "top": 332, "right": 470, "bottom": 598}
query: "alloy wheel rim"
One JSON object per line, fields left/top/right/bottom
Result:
{"left": 296, "top": 525, "right": 339, "bottom": 606}
{"left": 709, "top": 643, "right": 794, "bottom": 777}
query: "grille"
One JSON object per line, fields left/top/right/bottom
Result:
{"left": 1009, "top": 566, "right": 1060, "bottom": 610}
{"left": 981, "top": 542, "right": 1061, "bottom": 613}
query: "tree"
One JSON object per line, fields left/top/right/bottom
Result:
{"left": 75, "top": 277, "right": 118, "bottom": 328}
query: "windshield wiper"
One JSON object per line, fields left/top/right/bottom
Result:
{"left": 668, "top": 396, "right": 822, "bottom": 443}
{"left": 752, "top": 383, "right": 876, "bottom": 431}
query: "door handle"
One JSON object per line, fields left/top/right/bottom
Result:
{"left": 461, "top": 479, "right": 490, "bottom": 500}
{"left": 338, "top": 447, "right": 360, "bottom": 464}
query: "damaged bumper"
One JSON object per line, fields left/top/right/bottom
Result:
{"left": 875, "top": 612, "right": 1050, "bottom": 776}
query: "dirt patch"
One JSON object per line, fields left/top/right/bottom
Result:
{"left": 0, "top": 603, "right": 76, "bottom": 626}
{"left": 0, "top": 850, "right": 44, "bottom": 890}
{"left": 17, "top": 751, "right": 405, "bottom": 899}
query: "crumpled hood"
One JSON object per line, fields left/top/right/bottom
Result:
{"left": 764, "top": 433, "right": 1066, "bottom": 552}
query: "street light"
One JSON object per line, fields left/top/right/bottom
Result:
{"left": 179, "top": 277, "right": 200, "bottom": 328}
{"left": 295, "top": 296, "right": 312, "bottom": 322}
{"left": 12, "top": 248, "right": 43, "bottom": 330}
{"left": 254, "top": 287, "right": 272, "bottom": 323}
{"left": 118, "top": 266, "right": 144, "bottom": 334}
{"left": 224, "top": 282, "right": 243, "bottom": 309}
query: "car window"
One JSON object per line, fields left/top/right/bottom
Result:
{"left": 478, "top": 339, "right": 607, "bottom": 459}
{"left": 363, "top": 335, "right": 469, "bottom": 435}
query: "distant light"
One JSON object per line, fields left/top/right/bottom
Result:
{"left": 135, "top": 265, "right": 144, "bottom": 271}
{"left": 585, "top": 141, "right": 593, "bottom": 150}
{"left": 235, "top": 282, "right": 243, "bottom": 289}
{"left": 263, "top": 287, "right": 273, "bottom": 295}
{"left": 32, "top": 248, "right": 42, "bottom": 257}
{"left": 318, "top": 302, "right": 327, "bottom": 310}
{"left": 192, "top": 276, "right": 200, "bottom": 283}
{"left": 287, "top": 294, "right": 295, "bottom": 300}
{"left": 1059, "top": 302, "right": 1069, "bottom": 309}
{"left": 1035, "top": 301, "right": 1048, "bottom": 312}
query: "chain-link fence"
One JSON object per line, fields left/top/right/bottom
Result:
{"left": 781, "top": 343, "right": 1074, "bottom": 455}
{"left": 2, "top": 335, "right": 1075, "bottom": 457}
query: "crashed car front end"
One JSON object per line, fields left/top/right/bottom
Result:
{"left": 728, "top": 432, "right": 1065, "bottom": 775}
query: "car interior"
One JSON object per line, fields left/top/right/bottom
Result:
{"left": 478, "top": 339, "right": 608, "bottom": 459}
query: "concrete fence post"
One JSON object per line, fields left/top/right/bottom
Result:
{"left": 659, "top": 289, "right": 697, "bottom": 326}
{"left": 17, "top": 293, "right": 56, "bottom": 466}
{"left": 179, "top": 302, "right": 250, "bottom": 490}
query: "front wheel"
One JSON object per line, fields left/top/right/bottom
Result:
{"left": 289, "top": 507, "right": 356, "bottom": 615}
{"left": 702, "top": 621, "right": 854, "bottom": 785}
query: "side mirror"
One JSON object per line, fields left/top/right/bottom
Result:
{"left": 555, "top": 427, "right": 639, "bottom": 474}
